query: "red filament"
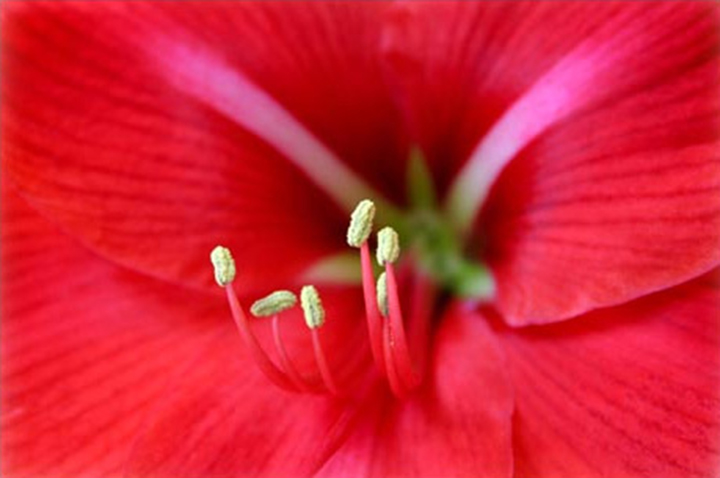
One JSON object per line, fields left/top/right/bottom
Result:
{"left": 225, "top": 286, "right": 296, "bottom": 391}
{"left": 359, "top": 243, "right": 386, "bottom": 375}
{"left": 271, "top": 314, "right": 317, "bottom": 393}
{"left": 222, "top": 241, "right": 430, "bottom": 399}
{"left": 311, "top": 328, "right": 340, "bottom": 396}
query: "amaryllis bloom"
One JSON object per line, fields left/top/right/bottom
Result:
{"left": 2, "top": 2, "right": 720, "bottom": 477}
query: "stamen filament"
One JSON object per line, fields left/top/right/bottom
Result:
{"left": 360, "top": 243, "right": 386, "bottom": 374}
{"left": 301, "top": 285, "right": 342, "bottom": 396}
{"left": 385, "top": 263, "right": 420, "bottom": 389}
{"left": 271, "top": 314, "right": 317, "bottom": 393}
{"left": 382, "top": 320, "right": 407, "bottom": 398}
{"left": 311, "top": 328, "right": 340, "bottom": 396}
{"left": 224, "top": 286, "right": 297, "bottom": 392}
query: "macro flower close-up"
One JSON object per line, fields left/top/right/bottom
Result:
{"left": 2, "top": 2, "right": 720, "bottom": 478}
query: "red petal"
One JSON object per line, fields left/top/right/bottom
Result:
{"left": 498, "top": 272, "right": 720, "bottom": 478}
{"left": 483, "top": 59, "right": 720, "bottom": 324}
{"left": 125, "top": 289, "right": 370, "bottom": 478}
{"left": 1, "top": 186, "right": 227, "bottom": 478}
{"left": 316, "top": 305, "right": 515, "bottom": 478}
{"left": 2, "top": 2, "right": 404, "bottom": 292}
{"left": 382, "top": 3, "right": 712, "bottom": 191}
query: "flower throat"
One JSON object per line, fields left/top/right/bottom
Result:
{"left": 210, "top": 151, "right": 493, "bottom": 399}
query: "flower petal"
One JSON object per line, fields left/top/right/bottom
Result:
{"left": 498, "top": 272, "right": 720, "bottom": 478}
{"left": 445, "top": 3, "right": 720, "bottom": 232}
{"left": 382, "top": 2, "right": 713, "bottom": 194}
{"left": 2, "top": 2, "right": 404, "bottom": 292}
{"left": 125, "top": 288, "right": 371, "bottom": 478}
{"left": 482, "top": 52, "right": 720, "bottom": 324}
{"left": 1, "top": 186, "right": 226, "bottom": 478}
{"left": 316, "top": 305, "right": 515, "bottom": 478}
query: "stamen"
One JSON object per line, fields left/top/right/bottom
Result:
{"left": 347, "top": 199, "right": 376, "bottom": 248}
{"left": 210, "top": 245, "right": 236, "bottom": 286}
{"left": 311, "top": 329, "right": 340, "bottom": 396}
{"left": 225, "top": 287, "right": 296, "bottom": 391}
{"left": 211, "top": 246, "right": 297, "bottom": 392}
{"left": 384, "top": 270, "right": 435, "bottom": 399}
{"left": 250, "top": 290, "right": 297, "bottom": 317}
{"left": 248, "top": 290, "right": 317, "bottom": 392}
{"left": 271, "top": 314, "right": 317, "bottom": 393}
{"left": 360, "top": 243, "right": 386, "bottom": 374}
{"left": 383, "top": 320, "right": 407, "bottom": 398}
{"left": 300, "top": 285, "right": 340, "bottom": 395}
{"left": 375, "top": 230, "right": 421, "bottom": 392}
{"left": 346, "top": 199, "right": 386, "bottom": 374}
{"left": 385, "top": 262, "right": 420, "bottom": 390}
{"left": 376, "top": 226, "right": 400, "bottom": 265}
{"left": 300, "top": 285, "right": 325, "bottom": 329}
{"left": 376, "top": 272, "right": 388, "bottom": 318}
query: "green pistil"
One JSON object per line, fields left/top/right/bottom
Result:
{"left": 405, "top": 209, "right": 493, "bottom": 298}
{"left": 407, "top": 146, "right": 437, "bottom": 211}
{"left": 402, "top": 148, "right": 494, "bottom": 299}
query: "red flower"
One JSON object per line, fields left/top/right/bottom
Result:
{"left": 2, "top": 2, "right": 720, "bottom": 477}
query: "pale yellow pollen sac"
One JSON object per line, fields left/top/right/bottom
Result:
{"left": 347, "top": 199, "right": 376, "bottom": 248}
{"left": 210, "top": 245, "right": 236, "bottom": 286}
{"left": 250, "top": 290, "right": 297, "bottom": 317}
{"left": 300, "top": 285, "right": 326, "bottom": 329}
{"left": 376, "top": 271, "right": 388, "bottom": 318}
{"left": 376, "top": 226, "right": 400, "bottom": 266}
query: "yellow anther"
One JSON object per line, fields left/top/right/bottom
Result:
{"left": 347, "top": 199, "right": 376, "bottom": 248}
{"left": 376, "top": 272, "right": 388, "bottom": 317}
{"left": 300, "top": 285, "right": 325, "bottom": 329}
{"left": 210, "top": 245, "right": 236, "bottom": 286}
{"left": 250, "top": 290, "right": 297, "bottom": 317}
{"left": 376, "top": 226, "right": 400, "bottom": 265}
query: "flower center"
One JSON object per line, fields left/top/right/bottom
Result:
{"left": 389, "top": 149, "right": 494, "bottom": 299}
{"left": 210, "top": 152, "right": 493, "bottom": 400}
